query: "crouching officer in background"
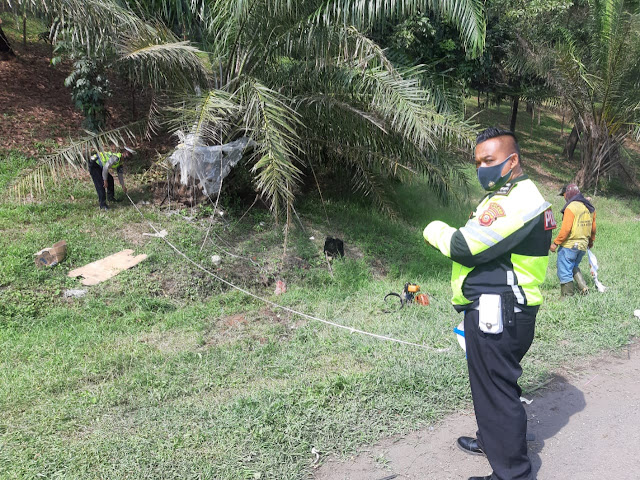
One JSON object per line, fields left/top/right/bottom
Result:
{"left": 550, "top": 183, "right": 596, "bottom": 296}
{"left": 88, "top": 148, "right": 132, "bottom": 210}
{"left": 423, "top": 127, "right": 555, "bottom": 480}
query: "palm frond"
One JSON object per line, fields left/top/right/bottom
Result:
{"left": 165, "top": 88, "right": 241, "bottom": 145}
{"left": 359, "top": 65, "right": 475, "bottom": 151}
{"left": 307, "top": 0, "right": 486, "bottom": 56}
{"left": 6, "top": 123, "right": 142, "bottom": 202}
{"left": 238, "top": 78, "right": 304, "bottom": 220}
{"left": 299, "top": 94, "right": 388, "bottom": 133}
{"left": 117, "top": 26, "right": 208, "bottom": 92}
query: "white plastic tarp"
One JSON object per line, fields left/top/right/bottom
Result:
{"left": 587, "top": 248, "right": 607, "bottom": 292}
{"left": 169, "top": 132, "right": 255, "bottom": 196}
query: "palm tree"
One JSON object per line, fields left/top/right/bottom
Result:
{"left": 9, "top": 0, "right": 486, "bottom": 218}
{"left": 522, "top": 0, "right": 640, "bottom": 191}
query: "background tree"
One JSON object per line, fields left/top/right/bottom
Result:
{"left": 0, "top": 17, "right": 15, "bottom": 59}
{"left": 9, "top": 0, "right": 487, "bottom": 222}
{"left": 521, "top": 0, "right": 640, "bottom": 190}
{"left": 376, "top": 0, "right": 569, "bottom": 133}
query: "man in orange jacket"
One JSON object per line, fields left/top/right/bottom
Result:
{"left": 550, "top": 183, "right": 596, "bottom": 296}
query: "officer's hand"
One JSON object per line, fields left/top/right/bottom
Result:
{"left": 103, "top": 181, "right": 108, "bottom": 189}
{"left": 588, "top": 241, "right": 593, "bottom": 249}
{"left": 549, "top": 243, "right": 558, "bottom": 253}
{"left": 122, "top": 186, "right": 128, "bottom": 194}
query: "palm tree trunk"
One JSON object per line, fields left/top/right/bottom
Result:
{"left": 509, "top": 96, "right": 519, "bottom": 133}
{"left": 22, "top": 9, "right": 27, "bottom": 47}
{"left": 563, "top": 126, "right": 580, "bottom": 159}
{"left": 574, "top": 122, "right": 618, "bottom": 191}
{"left": 530, "top": 104, "right": 534, "bottom": 134}
{"left": 0, "top": 25, "right": 15, "bottom": 59}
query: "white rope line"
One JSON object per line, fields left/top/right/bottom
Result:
{"left": 127, "top": 194, "right": 450, "bottom": 353}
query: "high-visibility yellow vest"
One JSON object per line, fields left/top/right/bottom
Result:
{"left": 94, "top": 152, "right": 122, "bottom": 169}
{"left": 424, "top": 177, "right": 554, "bottom": 310}
{"left": 560, "top": 201, "right": 593, "bottom": 251}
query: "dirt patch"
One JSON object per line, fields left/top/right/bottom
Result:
{"left": 223, "top": 313, "right": 247, "bottom": 328}
{"left": 138, "top": 329, "right": 198, "bottom": 353}
{"left": 314, "top": 342, "right": 640, "bottom": 480}
{"left": 121, "top": 221, "right": 151, "bottom": 247}
{"left": 201, "top": 308, "right": 301, "bottom": 348}
{"left": 0, "top": 43, "right": 84, "bottom": 153}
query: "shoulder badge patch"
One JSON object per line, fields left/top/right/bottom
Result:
{"left": 493, "top": 183, "right": 515, "bottom": 196}
{"left": 478, "top": 202, "right": 505, "bottom": 226}
{"left": 544, "top": 207, "right": 557, "bottom": 230}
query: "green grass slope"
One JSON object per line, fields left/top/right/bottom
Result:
{"left": 1, "top": 105, "right": 639, "bottom": 479}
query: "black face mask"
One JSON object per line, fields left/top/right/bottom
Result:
{"left": 476, "top": 153, "right": 515, "bottom": 191}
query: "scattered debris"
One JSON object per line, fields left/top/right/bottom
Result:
{"left": 34, "top": 240, "right": 67, "bottom": 267}
{"left": 311, "top": 447, "right": 321, "bottom": 468}
{"left": 520, "top": 396, "right": 533, "bottom": 405}
{"left": 324, "top": 252, "right": 334, "bottom": 277}
{"left": 309, "top": 236, "right": 315, "bottom": 240}
{"left": 634, "top": 310, "right": 640, "bottom": 319}
{"left": 63, "top": 289, "right": 87, "bottom": 298}
{"left": 68, "top": 249, "right": 147, "bottom": 286}
{"left": 142, "top": 229, "right": 168, "bottom": 238}
{"left": 138, "top": 200, "right": 151, "bottom": 205}
{"left": 211, "top": 254, "right": 222, "bottom": 266}
{"left": 274, "top": 280, "right": 286, "bottom": 295}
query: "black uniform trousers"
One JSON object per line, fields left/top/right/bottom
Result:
{"left": 464, "top": 308, "right": 536, "bottom": 480}
{"left": 89, "top": 160, "right": 114, "bottom": 207}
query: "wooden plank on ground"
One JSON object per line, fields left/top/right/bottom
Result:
{"left": 68, "top": 249, "right": 147, "bottom": 286}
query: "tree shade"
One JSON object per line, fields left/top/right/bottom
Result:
{"left": 8, "top": 0, "right": 487, "bottom": 217}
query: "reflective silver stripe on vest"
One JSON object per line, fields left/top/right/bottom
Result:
{"left": 462, "top": 222, "right": 504, "bottom": 245}
{"left": 460, "top": 226, "right": 494, "bottom": 247}
{"left": 512, "top": 285, "right": 525, "bottom": 304}
{"left": 506, "top": 270, "right": 525, "bottom": 303}
{"left": 522, "top": 201, "right": 551, "bottom": 223}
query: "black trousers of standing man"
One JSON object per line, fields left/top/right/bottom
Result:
{"left": 464, "top": 307, "right": 537, "bottom": 480}
{"left": 89, "top": 160, "right": 114, "bottom": 207}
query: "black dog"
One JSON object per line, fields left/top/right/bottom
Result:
{"left": 323, "top": 237, "right": 344, "bottom": 259}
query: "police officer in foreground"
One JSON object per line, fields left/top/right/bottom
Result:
{"left": 88, "top": 147, "right": 133, "bottom": 210}
{"left": 424, "top": 127, "right": 555, "bottom": 480}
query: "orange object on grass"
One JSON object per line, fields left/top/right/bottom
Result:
{"left": 415, "top": 293, "right": 430, "bottom": 305}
